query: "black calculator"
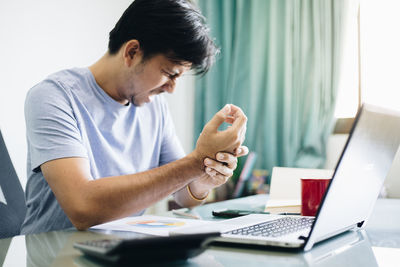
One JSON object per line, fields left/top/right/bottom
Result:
{"left": 74, "top": 232, "right": 220, "bottom": 264}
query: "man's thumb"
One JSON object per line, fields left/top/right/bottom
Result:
{"left": 206, "top": 104, "right": 231, "bottom": 132}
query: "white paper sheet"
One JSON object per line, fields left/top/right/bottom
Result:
{"left": 91, "top": 215, "right": 214, "bottom": 236}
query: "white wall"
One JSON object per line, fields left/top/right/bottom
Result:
{"left": 0, "top": 0, "right": 196, "bottom": 189}
{"left": 164, "top": 75, "right": 195, "bottom": 154}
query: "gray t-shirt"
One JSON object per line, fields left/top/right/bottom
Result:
{"left": 21, "top": 68, "right": 185, "bottom": 234}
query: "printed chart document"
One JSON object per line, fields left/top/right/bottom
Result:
{"left": 91, "top": 215, "right": 214, "bottom": 236}
{"left": 265, "top": 167, "right": 333, "bottom": 213}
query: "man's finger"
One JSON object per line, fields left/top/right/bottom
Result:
{"left": 205, "top": 167, "right": 216, "bottom": 177}
{"left": 239, "top": 125, "right": 246, "bottom": 144}
{"left": 228, "top": 106, "right": 247, "bottom": 134}
{"left": 225, "top": 117, "right": 235, "bottom": 124}
{"left": 205, "top": 168, "right": 230, "bottom": 184}
{"left": 204, "top": 158, "right": 234, "bottom": 177}
{"left": 234, "top": 146, "right": 249, "bottom": 157}
{"left": 204, "top": 104, "right": 232, "bottom": 133}
{"left": 216, "top": 152, "right": 237, "bottom": 169}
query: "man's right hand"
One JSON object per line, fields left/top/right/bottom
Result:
{"left": 192, "top": 104, "right": 247, "bottom": 162}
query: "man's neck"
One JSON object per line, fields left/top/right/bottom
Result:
{"left": 89, "top": 53, "right": 128, "bottom": 105}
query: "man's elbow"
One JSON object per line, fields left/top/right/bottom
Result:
{"left": 67, "top": 206, "right": 97, "bottom": 231}
{"left": 71, "top": 219, "right": 91, "bottom": 231}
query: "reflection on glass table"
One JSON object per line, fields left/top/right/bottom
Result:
{"left": 0, "top": 195, "right": 399, "bottom": 266}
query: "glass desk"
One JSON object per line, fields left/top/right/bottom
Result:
{"left": 1, "top": 195, "right": 399, "bottom": 267}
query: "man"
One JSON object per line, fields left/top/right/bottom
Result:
{"left": 21, "top": 0, "right": 248, "bottom": 234}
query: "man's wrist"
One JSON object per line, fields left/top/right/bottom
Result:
{"left": 187, "top": 184, "right": 209, "bottom": 201}
{"left": 188, "top": 179, "right": 211, "bottom": 199}
{"left": 187, "top": 150, "right": 206, "bottom": 173}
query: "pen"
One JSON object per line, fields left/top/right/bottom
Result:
{"left": 172, "top": 209, "right": 200, "bottom": 220}
{"left": 278, "top": 212, "right": 301, "bottom": 215}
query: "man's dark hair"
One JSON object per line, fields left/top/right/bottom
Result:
{"left": 108, "top": 0, "right": 219, "bottom": 75}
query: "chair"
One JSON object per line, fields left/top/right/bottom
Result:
{"left": 0, "top": 130, "right": 26, "bottom": 238}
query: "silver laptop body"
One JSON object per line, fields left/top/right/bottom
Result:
{"left": 172, "top": 104, "right": 400, "bottom": 251}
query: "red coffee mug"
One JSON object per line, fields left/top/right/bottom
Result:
{"left": 301, "top": 178, "right": 331, "bottom": 216}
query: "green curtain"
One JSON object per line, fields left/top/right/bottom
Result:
{"left": 195, "top": 0, "right": 347, "bottom": 171}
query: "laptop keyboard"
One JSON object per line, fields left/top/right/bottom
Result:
{"left": 224, "top": 217, "right": 315, "bottom": 238}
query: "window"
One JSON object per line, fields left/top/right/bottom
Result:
{"left": 334, "top": 0, "right": 400, "bottom": 126}
{"left": 334, "top": 1, "right": 359, "bottom": 119}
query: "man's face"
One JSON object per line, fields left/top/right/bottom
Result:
{"left": 122, "top": 54, "right": 191, "bottom": 106}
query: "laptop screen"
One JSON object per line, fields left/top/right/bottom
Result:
{"left": 304, "top": 104, "right": 400, "bottom": 250}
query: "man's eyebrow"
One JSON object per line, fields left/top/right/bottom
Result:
{"left": 162, "top": 68, "right": 176, "bottom": 76}
{"left": 163, "top": 68, "right": 182, "bottom": 76}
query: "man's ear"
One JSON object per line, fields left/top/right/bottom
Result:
{"left": 123, "top": 40, "right": 141, "bottom": 67}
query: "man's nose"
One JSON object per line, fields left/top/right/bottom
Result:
{"left": 162, "top": 80, "right": 176, "bottom": 94}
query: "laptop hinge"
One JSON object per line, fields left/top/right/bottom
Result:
{"left": 298, "top": 235, "right": 307, "bottom": 241}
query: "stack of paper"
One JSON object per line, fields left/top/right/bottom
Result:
{"left": 264, "top": 167, "right": 333, "bottom": 213}
{"left": 91, "top": 215, "right": 213, "bottom": 236}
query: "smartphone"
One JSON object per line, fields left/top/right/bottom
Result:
{"left": 212, "top": 209, "right": 270, "bottom": 218}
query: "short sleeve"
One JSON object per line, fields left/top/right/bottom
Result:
{"left": 158, "top": 97, "right": 185, "bottom": 166}
{"left": 25, "top": 80, "right": 88, "bottom": 172}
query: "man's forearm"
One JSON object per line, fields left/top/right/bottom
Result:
{"left": 42, "top": 152, "right": 204, "bottom": 230}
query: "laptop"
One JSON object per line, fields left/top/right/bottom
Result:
{"left": 172, "top": 104, "right": 400, "bottom": 251}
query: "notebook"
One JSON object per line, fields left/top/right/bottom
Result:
{"left": 264, "top": 167, "right": 334, "bottom": 214}
{"left": 171, "top": 104, "right": 400, "bottom": 251}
